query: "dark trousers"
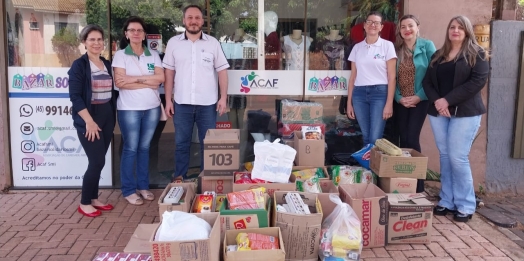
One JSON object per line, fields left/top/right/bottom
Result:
{"left": 77, "top": 102, "right": 115, "bottom": 205}
{"left": 395, "top": 100, "right": 429, "bottom": 193}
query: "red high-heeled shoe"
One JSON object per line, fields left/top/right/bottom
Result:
{"left": 77, "top": 206, "right": 101, "bottom": 217}
{"left": 93, "top": 204, "right": 114, "bottom": 211}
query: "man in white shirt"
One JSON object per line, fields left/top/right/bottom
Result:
{"left": 163, "top": 4, "right": 229, "bottom": 180}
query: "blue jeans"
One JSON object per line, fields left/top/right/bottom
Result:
{"left": 429, "top": 115, "right": 481, "bottom": 214}
{"left": 118, "top": 107, "right": 160, "bottom": 197}
{"left": 174, "top": 102, "right": 217, "bottom": 179}
{"left": 352, "top": 85, "right": 388, "bottom": 145}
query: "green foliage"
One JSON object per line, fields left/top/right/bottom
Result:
{"left": 51, "top": 28, "right": 81, "bottom": 66}
{"left": 239, "top": 18, "right": 257, "bottom": 35}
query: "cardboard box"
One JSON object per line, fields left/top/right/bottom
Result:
{"left": 203, "top": 129, "right": 240, "bottom": 176}
{"left": 293, "top": 131, "right": 325, "bottom": 167}
{"left": 198, "top": 172, "right": 233, "bottom": 194}
{"left": 232, "top": 179, "right": 296, "bottom": 197}
{"left": 124, "top": 224, "right": 158, "bottom": 254}
{"left": 380, "top": 177, "right": 417, "bottom": 193}
{"left": 387, "top": 193, "right": 434, "bottom": 244}
{"left": 339, "top": 184, "right": 388, "bottom": 248}
{"left": 223, "top": 227, "right": 286, "bottom": 261}
{"left": 280, "top": 100, "right": 323, "bottom": 124}
{"left": 158, "top": 183, "right": 196, "bottom": 221}
{"left": 292, "top": 166, "right": 329, "bottom": 180}
{"left": 149, "top": 212, "right": 220, "bottom": 261}
{"left": 272, "top": 192, "right": 323, "bottom": 261}
{"left": 219, "top": 196, "right": 271, "bottom": 240}
{"left": 318, "top": 180, "right": 339, "bottom": 223}
{"left": 370, "top": 147, "right": 428, "bottom": 179}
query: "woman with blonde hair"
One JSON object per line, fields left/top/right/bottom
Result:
{"left": 423, "top": 15, "right": 489, "bottom": 222}
{"left": 394, "top": 14, "right": 436, "bottom": 193}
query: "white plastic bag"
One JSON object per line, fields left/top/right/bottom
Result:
{"left": 251, "top": 139, "right": 296, "bottom": 183}
{"left": 319, "top": 194, "right": 362, "bottom": 261}
{"left": 155, "top": 211, "right": 211, "bottom": 241}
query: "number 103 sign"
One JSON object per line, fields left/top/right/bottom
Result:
{"left": 203, "top": 129, "right": 240, "bottom": 176}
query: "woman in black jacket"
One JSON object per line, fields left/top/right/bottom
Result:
{"left": 423, "top": 15, "right": 489, "bottom": 223}
{"left": 68, "top": 25, "right": 116, "bottom": 218}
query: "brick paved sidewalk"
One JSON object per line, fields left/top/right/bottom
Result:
{"left": 1, "top": 190, "right": 524, "bottom": 261}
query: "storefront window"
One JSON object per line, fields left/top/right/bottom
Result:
{"left": 4, "top": 0, "right": 401, "bottom": 188}
{"left": 5, "top": 0, "right": 112, "bottom": 187}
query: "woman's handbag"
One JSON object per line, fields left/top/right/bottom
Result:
{"left": 131, "top": 57, "right": 167, "bottom": 121}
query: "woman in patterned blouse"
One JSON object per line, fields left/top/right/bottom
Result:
{"left": 394, "top": 15, "right": 436, "bottom": 193}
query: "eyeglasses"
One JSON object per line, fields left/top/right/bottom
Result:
{"left": 365, "top": 20, "right": 382, "bottom": 26}
{"left": 127, "top": 29, "right": 144, "bottom": 33}
{"left": 86, "top": 38, "right": 104, "bottom": 43}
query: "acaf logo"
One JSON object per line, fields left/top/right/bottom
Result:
{"left": 240, "top": 71, "right": 278, "bottom": 93}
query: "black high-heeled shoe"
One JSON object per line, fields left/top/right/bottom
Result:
{"left": 453, "top": 212, "right": 473, "bottom": 222}
{"left": 433, "top": 205, "right": 457, "bottom": 216}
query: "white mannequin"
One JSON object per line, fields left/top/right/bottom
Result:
{"left": 264, "top": 11, "right": 278, "bottom": 36}
{"left": 282, "top": 29, "right": 312, "bottom": 70}
{"left": 325, "top": 29, "right": 343, "bottom": 41}
{"left": 281, "top": 29, "right": 313, "bottom": 45}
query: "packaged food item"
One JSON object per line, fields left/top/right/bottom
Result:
{"left": 227, "top": 188, "right": 266, "bottom": 210}
{"left": 297, "top": 176, "right": 322, "bottom": 193}
{"left": 302, "top": 126, "right": 323, "bottom": 140}
{"left": 351, "top": 144, "right": 374, "bottom": 169}
{"left": 331, "top": 165, "right": 377, "bottom": 186}
{"left": 319, "top": 195, "right": 362, "bottom": 261}
{"left": 234, "top": 172, "right": 270, "bottom": 184}
{"left": 402, "top": 150, "right": 412, "bottom": 157}
{"left": 215, "top": 195, "right": 226, "bottom": 211}
{"left": 244, "top": 162, "right": 254, "bottom": 172}
{"left": 375, "top": 138, "right": 402, "bottom": 156}
{"left": 236, "top": 233, "right": 280, "bottom": 251}
{"left": 192, "top": 192, "right": 216, "bottom": 213}
{"left": 292, "top": 168, "right": 325, "bottom": 180}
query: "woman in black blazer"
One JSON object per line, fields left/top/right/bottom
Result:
{"left": 422, "top": 15, "right": 489, "bottom": 223}
{"left": 68, "top": 25, "right": 116, "bottom": 218}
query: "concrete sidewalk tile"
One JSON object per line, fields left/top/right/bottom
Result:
{"left": 459, "top": 235, "right": 485, "bottom": 249}
{"left": 0, "top": 250, "right": 8, "bottom": 258}
{"left": 40, "top": 193, "right": 59, "bottom": 202}
{"left": 460, "top": 247, "right": 491, "bottom": 257}
{"left": 452, "top": 229, "right": 481, "bottom": 237}
{"left": 385, "top": 245, "right": 413, "bottom": 251}
{"left": 113, "top": 221, "right": 140, "bottom": 228}
{"left": 86, "top": 238, "right": 116, "bottom": 248}
{"left": 53, "top": 216, "right": 83, "bottom": 224}
{"left": 0, "top": 232, "right": 16, "bottom": 244}
{"left": 58, "top": 234, "right": 80, "bottom": 248}
{"left": 444, "top": 248, "right": 468, "bottom": 259}
{"left": 13, "top": 230, "right": 44, "bottom": 238}
{"left": 482, "top": 257, "right": 514, "bottom": 261}
{"left": 104, "top": 216, "right": 131, "bottom": 223}
{"left": 129, "top": 211, "right": 146, "bottom": 222}
{"left": 27, "top": 211, "right": 49, "bottom": 226}
{"left": 361, "top": 249, "right": 376, "bottom": 258}
{"left": 455, "top": 222, "right": 473, "bottom": 231}
{"left": 480, "top": 242, "right": 508, "bottom": 257}
{"left": 78, "top": 233, "right": 105, "bottom": 241}
{"left": 467, "top": 256, "right": 483, "bottom": 261}
{"left": 49, "top": 228, "right": 72, "bottom": 242}
{"left": 18, "top": 248, "right": 39, "bottom": 260}
{"left": 34, "top": 219, "right": 54, "bottom": 230}
{"left": 96, "top": 246, "right": 124, "bottom": 253}
{"left": 104, "top": 226, "right": 124, "bottom": 241}
{"left": 86, "top": 218, "right": 105, "bottom": 230}
{"left": 372, "top": 247, "right": 390, "bottom": 257}
{"left": 30, "top": 255, "right": 51, "bottom": 261}
{"left": 361, "top": 258, "right": 394, "bottom": 261}
{"left": 425, "top": 242, "right": 449, "bottom": 257}
{"left": 47, "top": 254, "right": 80, "bottom": 261}
{"left": 68, "top": 240, "right": 89, "bottom": 255}
{"left": 439, "top": 241, "right": 470, "bottom": 249}
{"left": 422, "top": 258, "right": 454, "bottom": 261}
{"left": 20, "top": 235, "right": 52, "bottom": 244}
{"left": 140, "top": 215, "right": 155, "bottom": 224}
{"left": 433, "top": 223, "right": 461, "bottom": 231}
{"left": 115, "top": 233, "right": 133, "bottom": 247}
{"left": 122, "top": 227, "right": 138, "bottom": 234}
{"left": 388, "top": 251, "right": 408, "bottom": 261}
{"left": 5, "top": 242, "right": 30, "bottom": 257}
{"left": 80, "top": 246, "right": 99, "bottom": 258}
{"left": 440, "top": 230, "right": 463, "bottom": 242}
{"left": 411, "top": 245, "right": 427, "bottom": 250}
{"left": 41, "top": 224, "right": 63, "bottom": 237}
{"left": 38, "top": 247, "right": 70, "bottom": 255}
{"left": 0, "top": 236, "right": 24, "bottom": 251}
{"left": 61, "top": 223, "right": 89, "bottom": 230}
{"left": 402, "top": 250, "right": 434, "bottom": 258}
{"left": 69, "top": 228, "right": 97, "bottom": 235}
{"left": 30, "top": 240, "right": 61, "bottom": 249}
{"left": 96, "top": 222, "right": 114, "bottom": 235}
{"left": 430, "top": 235, "right": 449, "bottom": 242}
{"left": 6, "top": 194, "right": 26, "bottom": 204}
